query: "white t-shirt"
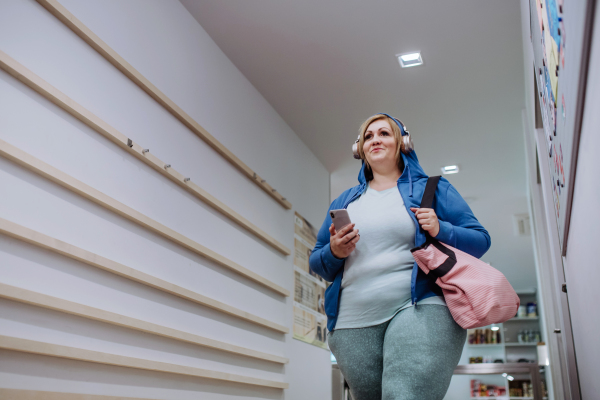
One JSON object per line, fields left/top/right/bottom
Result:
{"left": 335, "top": 184, "right": 446, "bottom": 330}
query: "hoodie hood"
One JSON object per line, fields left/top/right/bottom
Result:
{"left": 357, "top": 149, "right": 428, "bottom": 196}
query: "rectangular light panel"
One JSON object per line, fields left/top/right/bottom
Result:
{"left": 441, "top": 165, "right": 460, "bottom": 174}
{"left": 397, "top": 52, "right": 423, "bottom": 68}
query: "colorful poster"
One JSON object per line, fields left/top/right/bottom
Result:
{"left": 529, "top": 0, "right": 593, "bottom": 253}
{"left": 293, "top": 212, "right": 328, "bottom": 349}
{"left": 539, "top": 0, "right": 564, "bottom": 223}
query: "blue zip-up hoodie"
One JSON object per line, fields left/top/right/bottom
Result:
{"left": 309, "top": 149, "right": 491, "bottom": 331}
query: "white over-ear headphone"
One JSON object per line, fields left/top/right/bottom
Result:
{"left": 352, "top": 113, "right": 413, "bottom": 159}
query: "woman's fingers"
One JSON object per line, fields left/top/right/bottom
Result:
{"left": 343, "top": 230, "right": 359, "bottom": 244}
{"left": 341, "top": 228, "right": 358, "bottom": 243}
{"left": 329, "top": 222, "right": 359, "bottom": 258}
{"left": 336, "top": 223, "right": 355, "bottom": 238}
{"left": 410, "top": 207, "right": 440, "bottom": 236}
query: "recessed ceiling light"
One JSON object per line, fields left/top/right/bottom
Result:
{"left": 397, "top": 52, "right": 423, "bottom": 68}
{"left": 441, "top": 165, "right": 459, "bottom": 174}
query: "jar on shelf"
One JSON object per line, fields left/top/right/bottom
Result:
{"left": 527, "top": 302, "right": 538, "bottom": 317}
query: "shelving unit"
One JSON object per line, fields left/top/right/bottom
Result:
{"left": 446, "top": 292, "right": 550, "bottom": 400}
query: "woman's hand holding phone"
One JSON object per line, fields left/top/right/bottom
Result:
{"left": 329, "top": 223, "right": 359, "bottom": 259}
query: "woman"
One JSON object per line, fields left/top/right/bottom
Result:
{"left": 309, "top": 113, "right": 490, "bottom": 400}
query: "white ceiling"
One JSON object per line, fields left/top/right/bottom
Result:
{"left": 181, "top": 0, "right": 538, "bottom": 291}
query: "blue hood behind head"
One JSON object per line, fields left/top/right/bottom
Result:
{"left": 357, "top": 149, "right": 429, "bottom": 196}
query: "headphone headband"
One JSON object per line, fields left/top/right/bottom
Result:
{"left": 352, "top": 113, "right": 413, "bottom": 159}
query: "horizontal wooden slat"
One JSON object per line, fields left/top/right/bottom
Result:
{"left": 0, "top": 139, "right": 289, "bottom": 298}
{"left": 35, "top": 0, "right": 292, "bottom": 210}
{"left": 0, "top": 335, "right": 288, "bottom": 389}
{"left": 0, "top": 49, "right": 290, "bottom": 256}
{"left": 0, "top": 389, "right": 156, "bottom": 400}
{"left": 0, "top": 217, "right": 288, "bottom": 334}
{"left": 0, "top": 282, "right": 288, "bottom": 364}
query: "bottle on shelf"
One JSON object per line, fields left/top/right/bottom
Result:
{"left": 468, "top": 328, "right": 502, "bottom": 345}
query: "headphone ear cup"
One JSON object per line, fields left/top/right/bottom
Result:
{"left": 402, "top": 133, "right": 414, "bottom": 153}
{"left": 352, "top": 142, "right": 361, "bottom": 159}
{"left": 352, "top": 134, "right": 362, "bottom": 159}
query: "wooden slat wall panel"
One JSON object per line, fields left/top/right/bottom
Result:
{"left": 0, "top": 217, "right": 288, "bottom": 334}
{"left": 0, "top": 336, "right": 289, "bottom": 389}
{"left": 0, "top": 282, "right": 288, "bottom": 364}
{"left": 35, "top": 0, "right": 292, "bottom": 210}
{"left": 0, "top": 49, "right": 290, "bottom": 256}
{"left": 0, "top": 139, "right": 289, "bottom": 298}
{"left": 0, "top": 389, "right": 157, "bottom": 400}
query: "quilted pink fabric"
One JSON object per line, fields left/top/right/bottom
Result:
{"left": 412, "top": 241, "right": 520, "bottom": 329}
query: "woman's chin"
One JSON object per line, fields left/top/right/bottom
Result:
{"left": 368, "top": 154, "right": 391, "bottom": 165}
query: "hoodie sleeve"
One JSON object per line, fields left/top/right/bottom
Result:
{"left": 309, "top": 200, "right": 346, "bottom": 282}
{"left": 434, "top": 182, "right": 491, "bottom": 258}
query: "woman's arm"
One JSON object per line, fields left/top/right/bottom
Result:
{"left": 434, "top": 182, "right": 491, "bottom": 258}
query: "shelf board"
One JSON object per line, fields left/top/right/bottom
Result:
{"left": 504, "top": 343, "right": 538, "bottom": 347}
{"left": 467, "top": 344, "right": 504, "bottom": 347}
{"left": 506, "top": 317, "right": 539, "bottom": 321}
{"left": 468, "top": 397, "right": 547, "bottom": 399}
{"left": 469, "top": 397, "right": 506, "bottom": 399}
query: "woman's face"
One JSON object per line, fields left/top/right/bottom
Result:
{"left": 363, "top": 119, "right": 398, "bottom": 169}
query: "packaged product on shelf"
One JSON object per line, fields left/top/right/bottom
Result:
{"left": 518, "top": 329, "right": 524, "bottom": 343}
{"left": 468, "top": 331, "right": 475, "bottom": 344}
{"left": 527, "top": 302, "right": 538, "bottom": 317}
{"left": 510, "top": 387, "right": 523, "bottom": 397}
{"left": 470, "top": 380, "right": 506, "bottom": 397}
{"left": 509, "top": 380, "right": 533, "bottom": 397}
{"left": 470, "top": 379, "right": 480, "bottom": 397}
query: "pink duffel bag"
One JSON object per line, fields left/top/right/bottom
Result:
{"left": 411, "top": 177, "right": 520, "bottom": 329}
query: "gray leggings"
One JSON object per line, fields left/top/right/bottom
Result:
{"left": 328, "top": 305, "right": 466, "bottom": 400}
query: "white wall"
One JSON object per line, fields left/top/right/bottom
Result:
{"left": 562, "top": 2, "right": 600, "bottom": 397}
{"left": 519, "top": 0, "right": 600, "bottom": 398}
{"left": 0, "top": 1, "right": 331, "bottom": 399}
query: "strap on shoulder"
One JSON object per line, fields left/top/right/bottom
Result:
{"left": 420, "top": 176, "right": 441, "bottom": 209}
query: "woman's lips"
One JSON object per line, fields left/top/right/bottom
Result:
{"left": 371, "top": 148, "right": 383, "bottom": 152}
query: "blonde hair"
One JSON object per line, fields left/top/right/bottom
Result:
{"left": 357, "top": 114, "right": 406, "bottom": 179}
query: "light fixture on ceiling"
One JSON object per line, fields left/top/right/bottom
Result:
{"left": 441, "top": 165, "right": 459, "bottom": 174}
{"left": 490, "top": 324, "right": 500, "bottom": 331}
{"left": 397, "top": 52, "right": 423, "bottom": 68}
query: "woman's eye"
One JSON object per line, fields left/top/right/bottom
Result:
{"left": 381, "top": 131, "right": 389, "bottom": 136}
{"left": 365, "top": 134, "right": 372, "bottom": 140}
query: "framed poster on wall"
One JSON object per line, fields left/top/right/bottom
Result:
{"left": 529, "top": 0, "right": 595, "bottom": 254}
{"left": 293, "top": 212, "right": 328, "bottom": 349}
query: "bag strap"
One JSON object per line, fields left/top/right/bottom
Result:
{"left": 420, "top": 176, "right": 441, "bottom": 209}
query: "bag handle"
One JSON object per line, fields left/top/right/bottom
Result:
{"left": 419, "top": 176, "right": 441, "bottom": 209}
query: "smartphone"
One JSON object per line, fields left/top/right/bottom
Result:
{"left": 330, "top": 209, "right": 352, "bottom": 231}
